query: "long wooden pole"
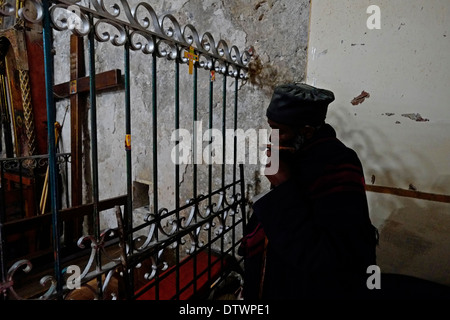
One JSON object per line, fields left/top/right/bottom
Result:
{"left": 366, "top": 185, "right": 450, "bottom": 204}
{"left": 40, "top": 122, "right": 61, "bottom": 214}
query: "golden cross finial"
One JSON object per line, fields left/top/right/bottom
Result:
{"left": 184, "top": 46, "right": 198, "bottom": 75}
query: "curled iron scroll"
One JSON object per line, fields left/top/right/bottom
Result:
{"left": 5, "top": 260, "right": 56, "bottom": 300}
{"left": 12, "top": 0, "right": 251, "bottom": 77}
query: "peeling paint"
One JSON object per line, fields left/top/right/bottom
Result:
{"left": 401, "top": 113, "right": 430, "bottom": 122}
{"left": 351, "top": 90, "right": 370, "bottom": 106}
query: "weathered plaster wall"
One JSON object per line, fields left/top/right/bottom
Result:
{"left": 52, "top": 1, "right": 311, "bottom": 236}
{"left": 307, "top": 0, "right": 450, "bottom": 285}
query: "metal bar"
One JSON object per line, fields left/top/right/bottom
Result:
{"left": 0, "top": 164, "right": 4, "bottom": 223}
{"left": 192, "top": 63, "right": 198, "bottom": 295}
{"left": 221, "top": 75, "right": 227, "bottom": 189}
{"left": 0, "top": 161, "right": 5, "bottom": 300}
{"left": 123, "top": 30, "right": 134, "bottom": 299}
{"left": 88, "top": 15, "right": 103, "bottom": 301}
{"left": 239, "top": 163, "right": 247, "bottom": 230}
{"left": 151, "top": 52, "right": 160, "bottom": 300}
{"left": 0, "top": 153, "right": 70, "bottom": 163}
{"left": 124, "top": 37, "right": 132, "bottom": 242}
{"left": 193, "top": 67, "right": 198, "bottom": 202}
{"left": 151, "top": 55, "right": 158, "bottom": 230}
{"left": 207, "top": 69, "right": 214, "bottom": 284}
{"left": 42, "top": 0, "right": 62, "bottom": 298}
{"left": 233, "top": 78, "right": 239, "bottom": 192}
{"left": 208, "top": 75, "right": 213, "bottom": 208}
{"left": 220, "top": 74, "right": 227, "bottom": 271}
{"left": 232, "top": 78, "right": 239, "bottom": 256}
{"left": 174, "top": 59, "right": 180, "bottom": 300}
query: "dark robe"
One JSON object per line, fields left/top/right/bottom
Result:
{"left": 238, "top": 124, "right": 378, "bottom": 300}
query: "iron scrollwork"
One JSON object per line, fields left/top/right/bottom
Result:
{"left": 1, "top": 260, "right": 56, "bottom": 300}
{"left": 0, "top": 0, "right": 249, "bottom": 299}
{"left": 13, "top": 0, "right": 251, "bottom": 78}
{"left": 130, "top": 183, "right": 243, "bottom": 286}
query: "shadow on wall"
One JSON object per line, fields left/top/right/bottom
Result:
{"left": 329, "top": 105, "right": 437, "bottom": 191}
{"left": 327, "top": 105, "right": 450, "bottom": 288}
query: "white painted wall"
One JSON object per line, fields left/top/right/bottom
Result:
{"left": 307, "top": 0, "right": 450, "bottom": 286}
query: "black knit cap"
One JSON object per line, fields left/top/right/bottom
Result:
{"left": 266, "top": 83, "right": 335, "bottom": 126}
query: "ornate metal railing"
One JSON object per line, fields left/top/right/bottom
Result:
{"left": 0, "top": 0, "right": 251, "bottom": 300}
{"left": 0, "top": 153, "right": 71, "bottom": 217}
{"left": 12, "top": 0, "right": 251, "bottom": 73}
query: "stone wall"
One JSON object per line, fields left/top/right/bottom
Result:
{"left": 52, "top": 0, "right": 311, "bottom": 232}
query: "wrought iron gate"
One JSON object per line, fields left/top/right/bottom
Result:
{"left": 0, "top": 0, "right": 252, "bottom": 300}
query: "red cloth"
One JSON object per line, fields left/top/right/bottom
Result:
{"left": 135, "top": 250, "right": 227, "bottom": 300}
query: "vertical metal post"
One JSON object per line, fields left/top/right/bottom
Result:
{"left": 0, "top": 161, "right": 5, "bottom": 300}
{"left": 42, "top": 0, "right": 62, "bottom": 297}
{"left": 151, "top": 55, "right": 158, "bottom": 229}
{"left": 124, "top": 31, "right": 133, "bottom": 298}
{"left": 239, "top": 162, "right": 247, "bottom": 230}
{"left": 221, "top": 75, "right": 227, "bottom": 189}
{"left": 207, "top": 68, "right": 214, "bottom": 283}
{"left": 124, "top": 42, "right": 132, "bottom": 242}
{"left": 192, "top": 64, "right": 198, "bottom": 294}
{"left": 88, "top": 14, "right": 103, "bottom": 299}
{"left": 232, "top": 78, "right": 239, "bottom": 256}
{"left": 192, "top": 67, "right": 198, "bottom": 202}
{"left": 174, "top": 59, "right": 180, "bottom": 300}
{"left": 220, "top": 73, "right": 227, "bottom": 270}
{"left": 233, "top": 78, "right": 239, "bottom": 192}
{"left": 151, "top": 52, "right": 159, "bottom": 300}
{"left": 88, "top": 17, "right": 99, "bottom": 236}
{"left": 208, "top": 75, "right": 213, "bottom": 208}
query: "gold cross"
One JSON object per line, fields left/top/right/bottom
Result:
{"left": 184, "top": 46, "right": 199, "bottom": 75}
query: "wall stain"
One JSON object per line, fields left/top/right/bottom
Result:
{"left": 401, "top": 113, "right": 430, "bottom": 122}
{"left": 247, "top": 50, "right": 280, "bottom": 94}
{"left": 351, "top": 90, "right": 370, "bottom": 106}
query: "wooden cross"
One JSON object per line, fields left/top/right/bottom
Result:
{"left": 184, "top": 46, "right": 198, "bottom": 75}
{"left": 52, "top": 35, "right": 122, "bottom": 243}
{"left": 53, "top": 35, "right": 122, "bottom": 208}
